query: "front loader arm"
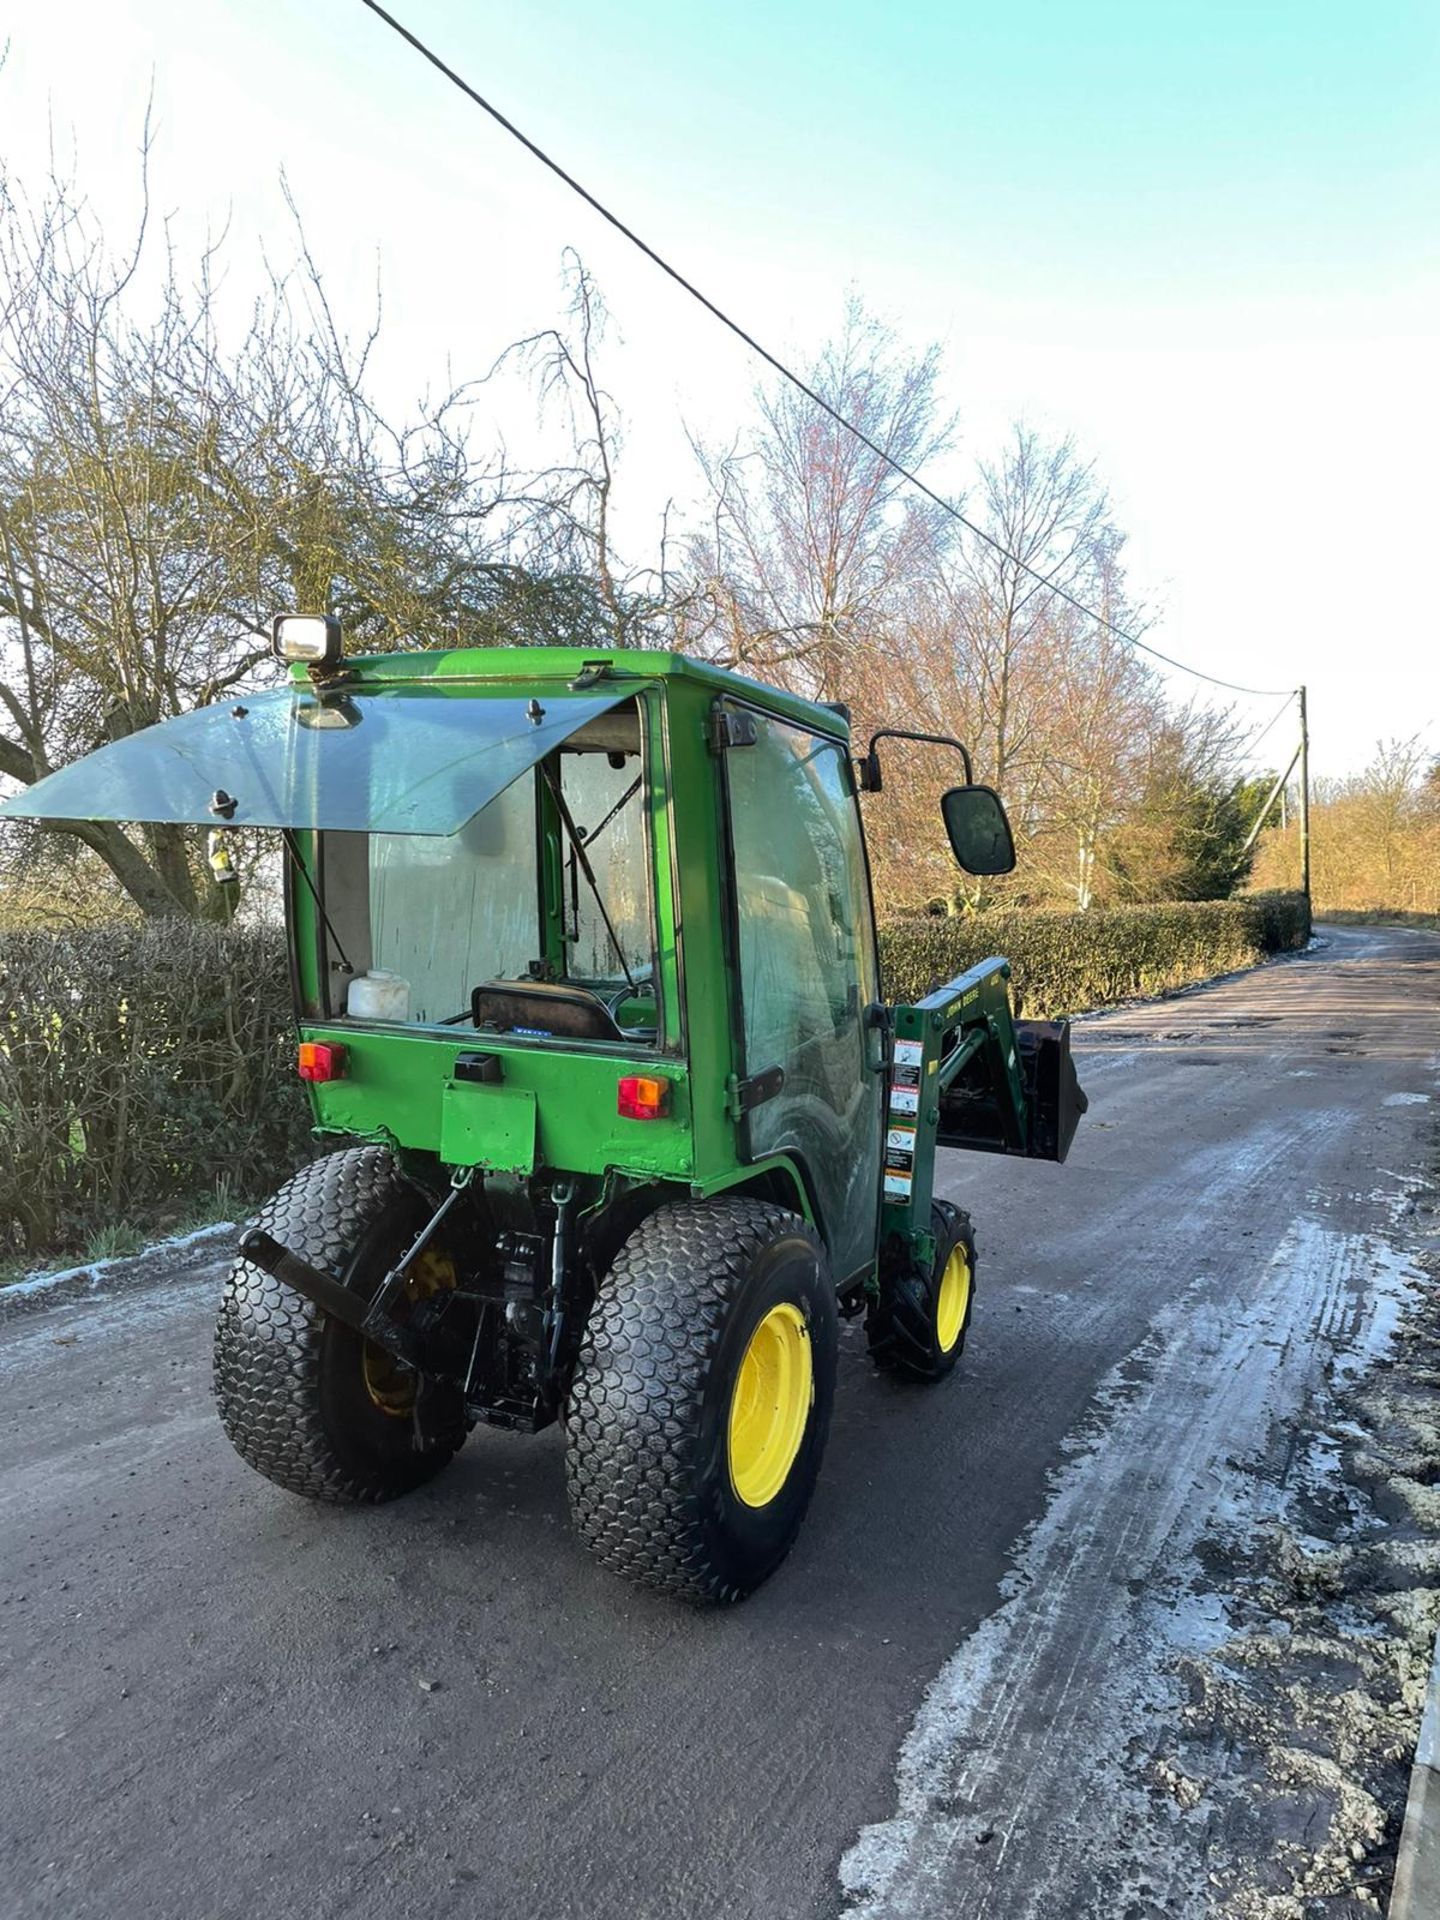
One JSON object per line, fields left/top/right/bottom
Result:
{"left": 880, "top": 956, "right": 1087, "bottom": 1254}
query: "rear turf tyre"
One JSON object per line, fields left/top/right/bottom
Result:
{"left": 213, "top": 1147, "right": 467, "bottom": 1503}
{"left": 867, "top": 1200, "right": 976, "bottom": 1383}
{"left": 565, "top": 1198, "right": 838, "bottom": 1604}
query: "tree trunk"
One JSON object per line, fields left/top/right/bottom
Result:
{"left": 44, "top": 818, "right": 202, "bottom": 919}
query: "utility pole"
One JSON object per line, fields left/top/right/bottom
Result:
{"left": 1240, "top": 745, "right": 1302, "bottom": 858}
{"left": 1298, "top": 684, "right": 1311, "bottom": 907}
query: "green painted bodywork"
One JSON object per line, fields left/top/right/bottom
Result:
{"left": 306, "top": 1026, "right": 695, "bottom": 1181}
{"left": 439, "top": 1081, "right": 538, "bottom": 1176}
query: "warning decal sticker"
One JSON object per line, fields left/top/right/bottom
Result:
{"left": 885, "top": 1037, "right": 924, "bottom": 1201}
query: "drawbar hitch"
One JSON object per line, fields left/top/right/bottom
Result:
{"left": 238, "top": 1172, "right": 474, "bottom": 1371}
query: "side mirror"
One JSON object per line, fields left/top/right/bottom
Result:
{"left": 941, "top": 785, "right": 1016, "bottom": 875}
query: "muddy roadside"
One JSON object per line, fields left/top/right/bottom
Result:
{"left": 1163, "top": 1129, "right": 1440, "bottom": 1918}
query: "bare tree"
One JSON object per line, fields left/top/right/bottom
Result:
{"left": 1252, "top": 736, "right": 1440, "bottom": 912}
{"left": 2, "top": 112, "right": 1282, "bottom": 927}
{"left": 0, "top": 147, "right": 599, "bottom": 918}
{"left": 687, "top": 298, "right": 956, "bottom": 699}
{"left": 955, "top": 430, "right": 1134, "bottom": 793}
{"left": 500, "top": 251, "right": 705, "bottom": 650}
{"left": 881, "top": 436, "right": 1172, "bottom": 906}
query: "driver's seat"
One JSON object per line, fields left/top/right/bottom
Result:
{"left": 470, "top": 979, "right": 627, "bottom": 1042}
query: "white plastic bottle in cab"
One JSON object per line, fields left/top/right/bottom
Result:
{"left": 346, "top": 969, "right": 411, "bottom": 1022}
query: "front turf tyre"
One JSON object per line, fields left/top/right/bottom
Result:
{"left": 867, "top": 1200, "right": 976, "bottom": 1383}
{"left": 214, "top": 1147, "right": 467, "bottom": 1504}
{"left": 565, "top": 1198, "right": 838, "bottom": 1604}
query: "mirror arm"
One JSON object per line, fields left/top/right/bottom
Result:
{"left": 859, "top": 729, "right": 974, "bottom": 793}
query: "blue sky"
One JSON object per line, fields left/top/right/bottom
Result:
{"left": 5, "top": 0, "right": 1437, "bottom": 772}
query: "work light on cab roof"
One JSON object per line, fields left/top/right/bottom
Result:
{"left": 272, "top": 611, "right": 343, "bottom": 670}
{"left": 0, "top": 634, "right": 1086, "bottom": 1605}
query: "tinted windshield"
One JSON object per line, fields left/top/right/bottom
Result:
{"left": 316, "top": 702, "right": 655, "bottom": 1038}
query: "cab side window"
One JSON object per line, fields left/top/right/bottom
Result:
{"left": 724, "top": 709, "right": 882, "bottom": 1283}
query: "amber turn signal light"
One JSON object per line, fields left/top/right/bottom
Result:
{"left": 617, "top": 1074, "right": 669, "bottom": 1120}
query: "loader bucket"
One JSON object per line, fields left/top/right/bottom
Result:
{"left": 932, "top": 1012, "right": 1088, "bottom": 1166}
{"left": 1012, "top": 1019, "right": 1088, "bottom": 1163}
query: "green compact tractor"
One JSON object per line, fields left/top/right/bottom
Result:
{"left": 4, "top": 622, "right": 1085, "bottom": 1601}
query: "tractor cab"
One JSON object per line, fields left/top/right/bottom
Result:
{"left": 1, "top": 627, "right": 1084, "bottom": 1603}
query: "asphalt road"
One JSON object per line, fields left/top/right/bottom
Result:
{"left": 3, "top": 925, "right": 1437, "bottom": 1920}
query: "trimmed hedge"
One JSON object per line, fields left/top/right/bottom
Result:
{"left": 878, "top": 892, "right": 1311, "bottom": 1016}
{"left": 0, "top": 923, "right": 310, "bottom": 1261}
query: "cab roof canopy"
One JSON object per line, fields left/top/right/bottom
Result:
{"left": 341, "top": 645, "right": 847, "bottom": 733}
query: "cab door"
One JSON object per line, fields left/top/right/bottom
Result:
{"left": 720, "top": 704, "right": 885, "bottom": 1287}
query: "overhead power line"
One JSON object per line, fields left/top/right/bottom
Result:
{"left": 358, "top": 0, "right": 1294, "bottom": 700}
{"left": 1239, "top": 690, "right": 1296, "bottom": 763}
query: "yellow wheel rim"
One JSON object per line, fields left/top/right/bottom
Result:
{"left": 362, "top": 1341, "right": 417, "bottom": 1417}
{"left": 935, "top": 1245, "right": 972, "bottom": 1354}
{"left": 728, "top": 1303, "right": 813, "bottom": 1509}
{"left": 362, "top": 1246, "right": 457, "bottom": 1418}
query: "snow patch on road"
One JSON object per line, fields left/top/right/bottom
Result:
{"left": 839, "top": 1215, "right": 1418, "bottom": 1919}
{"left": 1329, "top": 1237, "right": 1416, "bottom": 1388}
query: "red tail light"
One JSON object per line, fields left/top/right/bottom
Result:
{"left": 618, "top": 1074, "right": 669, "bottom": 1120}
{"left": 298, "top": 1041, "right": 347, "bottom": 1084}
